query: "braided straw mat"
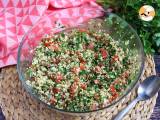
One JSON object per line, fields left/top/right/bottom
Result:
{"left": 0, "top": 55, "right": 158, "bottom": 120}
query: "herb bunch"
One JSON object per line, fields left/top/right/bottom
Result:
{"left": 97, "top": 0, "right": 160, "bottom": 54}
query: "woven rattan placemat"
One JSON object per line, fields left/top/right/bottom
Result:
{"left": 0, "top": 55, "right": 158, "bottom": 120}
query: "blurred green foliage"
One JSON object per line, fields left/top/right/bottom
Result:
{"left": 97, "top": 0, "right": 160, "bottom": 54}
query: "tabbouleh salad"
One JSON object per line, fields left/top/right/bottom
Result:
{"left": 26, "top": 25, "right": 138, "bottom": 112}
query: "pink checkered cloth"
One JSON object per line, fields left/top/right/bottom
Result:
{"left": 0, "top": 0, "right": 104, "bottom": 68}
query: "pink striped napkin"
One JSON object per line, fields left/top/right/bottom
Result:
{"left": 0, "top": 0, "right": 104, "bottom": 68}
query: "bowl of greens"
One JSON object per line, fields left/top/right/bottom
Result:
{"left": 17, "top": 13, "right": 144, "bottom": 114}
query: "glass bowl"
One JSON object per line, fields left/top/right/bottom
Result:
{"left": 17, "top": 13, "right": 144, "bottom": 115}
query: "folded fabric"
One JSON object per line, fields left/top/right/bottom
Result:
{"left": 0, "top": 0, "right": 104, "bottom": 68}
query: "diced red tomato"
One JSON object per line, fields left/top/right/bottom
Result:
{"left": 112, "top": 80, "right": 119, "bottom": 85}
{"left": 80, "top": 63, "right": 85, "bottom": 70}
{"left": 48, "top": 44, "right": 60, "bottom": 51}
{"left": 44, "top": 41, "right": 53, "bottom": 47}
{"left": 112, "top": 55, "right": 119, "bottom": 62}
{"left": 94, "top": 53, "right": 98, "bottom": 59}
{"left": 72, "top": 67, "right": 80, "bottom": 75}
{"left": 88, "top": 42, "right": 94, "bottom": 50}
{"left": 108, "top": 97, "right": 112, "bottom": 103}
{"left": 52, "top": 87, "right": 61, "bottom": 93}
{"left": 76, "top": 51, "right": 81, "bottom": 55}
{"left": 100, "top": 48, "right": 108, "bottom": 59}
{"left": 61, "top": 93, "right": 65, "bottom": 100}
{"left": 110, "top": 85, "right": 116, "bottom": 93}
{"left": 78, "top": 56, "right": 86, "bottom": 63}
{"left": 108, "top": 92, "right": 118, "bottom": 103}
{"left": 54, "top": 44, "right": 60, "bottom": 51}
{"left": 80, "top": 83, "right": 87, "bottom": 90}
{"left": 94, "top": 93, "right": 100, "bottom": 100}
{"left": 55, "top": 59, "right": 60, "bottom": 64}
{"left": 55, "top": 73, "right": 63, "bottom": 83}
{"left": 113, "top": 92, "right": 118, "bottom": 97}
{"left": 90, "top": 103, "right": 98, "bottom": 110}
{"left": 122, "top": 71, "right": 129, "bottom": 78}
{"left": 94, "top": 79, "right": 100, "bottom": 84}
{"left": 50, "top": 96, "right": 57, "bottom": 104}
{"left": 98, "top": 63, "right": 104, "bottom": 67}
{"left": 109, "top": 85, "right": 119, "bottom": 101}
{"left": 95, "top": 36, "right": 101, "bottom": 40}
{"left": 94, "top": 66, "right": 101, "bottom": 73}
{"left": 110, "top": 55, "right": 119, "bottom": 64}
{"left": 52, "top": 58, "right": 60, "bottom": 64}
{"left": 108, "top": 97, "right": 114, "bottom": 103}
{"left": 69, "top": 82, "right": 78, "bottom": 97}
{"left": 79, "top": 29, "right": 90, "bottom": 34}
